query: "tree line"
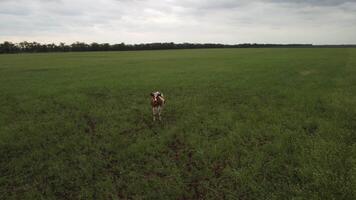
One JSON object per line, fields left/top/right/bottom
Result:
{"left": 1, "top": 41, "right": 351, "bottom": 54}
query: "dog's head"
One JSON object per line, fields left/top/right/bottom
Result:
{"left": 150, "top": 91, "right": 164, "bottom": 104}
{"left": 151, "top": 92, "right": 160, "bottom": 101}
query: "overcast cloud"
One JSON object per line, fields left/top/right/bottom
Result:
{"left": 0, "top": 0, "right": 355, "bottom": 44}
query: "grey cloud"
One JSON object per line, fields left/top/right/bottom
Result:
{"left": 267, "top": 0, "right": 356, "bottom": 6}
{"left": 171, "top": 0, "right": 356, "bottom": 10}
{"left": 0, "top": 0, "right": 355, "bottom": 44}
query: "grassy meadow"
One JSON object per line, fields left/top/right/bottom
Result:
{"left": 1, "top": 48, "right": 356, "bottom": 199}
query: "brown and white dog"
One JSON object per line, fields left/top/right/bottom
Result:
{"left": 150, "top": 91, "right": 165, "bottom": 121}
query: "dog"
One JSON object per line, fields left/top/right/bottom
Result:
{"left": 150, "top": 91, "right": 165, "bottom": 121}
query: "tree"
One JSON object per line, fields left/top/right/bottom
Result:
{"left": 0, "top": 41, "right": 17, "bottom": 53}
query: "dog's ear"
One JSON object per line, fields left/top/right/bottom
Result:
{"left": 150, "top": 92, "right": 154, "bottom": 97}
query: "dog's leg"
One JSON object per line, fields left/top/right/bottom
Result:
{"left": 158, "top": 106, "right": 162, "bottom": 121}
{"left": 152, "top": 107, "right": 156, "bottom": 121}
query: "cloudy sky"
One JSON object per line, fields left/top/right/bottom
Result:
{"left": 1, "top": 0, "right": 356, "bottom": 44}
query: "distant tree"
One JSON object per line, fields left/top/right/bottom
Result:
{"left": 90, "top": 43, "right": 100, "bottom": 51}
{"left": 101, "top": 43, "right": 110, "bottom": 51}
{"left": 112, "top": 43, "right": 126, "bottom": 51}
{"left": 0, "top": 41, "right": 17, "bottom": 53}
{"left": 0, "top": 41, "right": 318, "bottom": 54}
{"left": 19, "top": 41, "right": 29, "bottom": 52}
{"left": 71, "top": 42, "right": 89, "bottom": 51}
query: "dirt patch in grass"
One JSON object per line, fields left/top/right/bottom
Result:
{"left": 299, "top": 70, "right": 316, "bottom": 76}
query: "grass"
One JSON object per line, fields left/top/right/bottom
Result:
{"left": 0, "top": 48, "right": 356, "bottom": 199}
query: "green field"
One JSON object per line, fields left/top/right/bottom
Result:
{"left": 1, "top": 48, "right": 356, "bottom": 199}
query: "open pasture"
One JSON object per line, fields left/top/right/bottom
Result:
{"left": 1, "top": 48, "right": 356, "bottom": 199}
